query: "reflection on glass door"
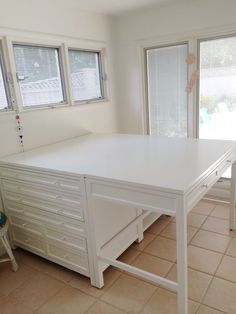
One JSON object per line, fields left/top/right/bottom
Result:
{"left": 199, "top": 36, "right": 236, "bottom": 177}
{"left": 146, "top": 43, "right": 188, "bottom": 137}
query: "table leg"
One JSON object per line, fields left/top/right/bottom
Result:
{"left": 230, "top": 161, "right": 236, "bottom": 231}
{"left": 176, "top": 198, "right": 188, "bottom": 314}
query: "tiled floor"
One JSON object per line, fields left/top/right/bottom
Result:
{"left": 1, "top": 200, "right": 236, "bottom": 313}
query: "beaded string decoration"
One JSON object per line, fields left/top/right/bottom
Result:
{"left": 15, "top": 112, "right": 24, "bottom": 152}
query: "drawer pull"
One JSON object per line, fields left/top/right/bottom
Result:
{"left": 22, "top": 223, "right": 27, "bottom": 227}
{"left": 202, "top": 184, "right": 208, "bottom": 188}
{"left": 64, "top": 254, "right": 69, "bottom": 259}
{"left": 215, "top": 170, "right": 218, "bottom": 176}
{"left": 25, "top": 239, "right": 30, "bottom": 243}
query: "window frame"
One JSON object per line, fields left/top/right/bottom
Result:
{"left": 0, "top": 41, "right": 12, "bottom": 112}
{"left": 68, "top": 47, "right": 105, "bottom": 104}
{"left": 12, "top": 42, "right": 67, "bottom": 110}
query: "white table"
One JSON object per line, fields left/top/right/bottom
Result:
{"left": 1, "top": 133, "right": 236, "bottom": 314}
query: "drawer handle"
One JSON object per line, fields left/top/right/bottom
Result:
{"left": 63, "top": 254, "right": 69, "bottom": 259}
{"left": 215, "top": 170, "right": 218, "bottom": 176}
{"left": 22, "top": 223, "right": 27, "bottom": 227}
{"left": 202, "top": 184, "right": 208, "bottom": 188}
{"left": 25, "top": 239, "right": 30, "bottom": 243}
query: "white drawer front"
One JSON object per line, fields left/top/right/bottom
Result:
{"left": 47, "top": 242, "right": 89, "bottom": 275}
{"left": 6, "top": 201, "right": 86, "bottom": 237}
{"left": 4, "top": 191, "right": 84, "bottom": 221}
{"left": 2, "top": 180, "right": 82, "bottom": 209}
{"left": 10, "top": 215, "right": 42, "bottom": 236}
{"left": 12, "top": 227, "right": 46, "bottom": 254}
{"left": 45, "top": 227, "right": 87, "bottom": 252}
{"left": 0, "top": 168, "right": 81, "bottom": 193}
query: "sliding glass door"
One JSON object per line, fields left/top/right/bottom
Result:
{"left": 146, "top": 43, "right": 188, "bottom": 137}
{"left": 199, "top": 35, "right": 236, "bottom": 177}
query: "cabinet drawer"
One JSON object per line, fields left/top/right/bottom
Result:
{"left": 4, "top": 191, "right": 84, "bottom": 221}
{"left": 12, "top": 227, "right": 46, "bottom": 254}
{"left": 2, "top": 180, "right": 82, "bottom": 209}
{"left": 9, "top": 215, "right": 42, "bottom": 236}
{"left": 47, "top": 242, "right": 89, "bottom": 275}
{"left": 0, "top": 168, "right": 81, "bottom": 193}
{"left": 45, "top": 227, "right": 87, "bottom": 252}
{"left": 6, "top": 201, "right": 86, "bottom": 237}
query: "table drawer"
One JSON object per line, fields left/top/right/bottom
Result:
{"left": 0, "top": 168, "right": 81, "bottom": 193}
{"left": 4, "top": 191, "right": 84, "bottom": 221}
{"left": 9, "top": 215, "right": 42, "bottom": 236}
{"left": 6, "top": 201, "right": 86, "bottom": 237}
{"left": 47, "top": 242, "right": 89, "bottom": 275}
{"left": 186, "top": 156, "right": 234, "bottom": 210}
{"left": 12, "top": 227, "right": 46, "bottom": 254}
{"left": 45, "top": 227, "right": 87, "bottom": 252}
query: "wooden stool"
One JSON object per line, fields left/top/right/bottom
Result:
{"left": 0, "top": 216, "right": 19, "bottom": 272}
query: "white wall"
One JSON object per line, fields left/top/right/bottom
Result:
{"left": 113, "top": 0, "right": 236, "bottom": 133}
{"left": 0, "top": 0, "right": 117, "bottom": 157}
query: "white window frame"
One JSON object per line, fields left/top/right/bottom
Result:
{"left": 0, "top": 38, "right": 13, "bottom": 112}
{"left": 68, "top": 48, "right": 105, "bottom": 104}
{"left": 9, "top": 38, "right": 68, "bottom": 110}
{"left": 0, "top": 33, "right": 109, "bottom": 114}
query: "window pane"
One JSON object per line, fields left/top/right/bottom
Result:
{"left": 0, "top": 61, "right": 8, "bottom": 110}
{"left": 13, "top": 45, "right": 64, "bottom": 107}
{"left": 147, "top": 44, "right": 188, "bottom": 137}
{"left": 68, "top": 50, "right": 102, "bottom": 102}
{"left": 199, "top": 36, "right": 236, "bottom": 177}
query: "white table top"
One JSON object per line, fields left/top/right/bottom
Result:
{"left": 1, "top": 133, "right": 236, "bottom": 194}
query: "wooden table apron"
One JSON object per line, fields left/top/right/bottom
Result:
{"left": 84, "top": 158, "right": 236, "bottom": 314}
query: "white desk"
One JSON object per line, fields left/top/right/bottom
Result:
{"left": 0, "top": 133, "right": 236, "bottom": 314}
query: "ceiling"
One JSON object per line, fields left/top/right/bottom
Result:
{"left": 70, "top": 0, "right": 180, "bottom": 16}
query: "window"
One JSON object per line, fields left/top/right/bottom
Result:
{"left": 68, "top": 49, "right": 103, "bottom": 102}
{"left": 0, "top": 49, "right": 10, "bottom": 111}
{"left": 13, "top": 44, "right": 65, "bottom": 108}
{"left": 146, "top": 43, "right": 188, "bottom": 137}
{"left": 198, "top": 35, "right": 236, "bottom": 177}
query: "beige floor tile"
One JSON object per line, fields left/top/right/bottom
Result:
{"left": 37, "top": 286, "right": 95, "bottom": 314}
{"left": 69, "top": 267, "right": 121, "bottom": 298}
{"left": 101, "top": 274, "right": 156, "bottom": 313}
{"left": 191, "top": 230, "right": 231, "bottom": 253}
{"left": 10, "top": 272, "right": 64, "bottom": 311}
{"left": 118, "top": 248, "right": 140, "bottom": 264}
{"left": 197, "top": 305, "right": 224, "bottom": 314}
{"left": 161, "top": 222, "right": 198, "bottom": 243}
{"left": 0, "top": 263, "right": 37, "bottom": 296}
{"left": 131, "top": 232, "right": 156, "bottom": 251}
{"left": 132, "top": 252, "right": 173, "bottom": 278}
{"left": 203, "top": 277, "right": 236, "bottom": 313}
{"left": 86, "top": 301, "right": 127, "bottom": 314}
{"left": 216, "top": 255, "right": 236, "bottom": 282}
{"left": 192, "top": 201, "right": 215, "bottom": 215}
{"left": 166, "top": 265, "right": 212, "bottom": 302}
{"left": 15, "top": 249, "right": 74, "bottom": 283}
{"left": 210, "top": 204, "right": 229, "bottom": 220}
{"left": 226, "top": 237, "right": 236, "bottom": 257}
{"left": 144, "top": 236, "right": 176, "bottom": 262}
{"left": 141, "top": 288, "right": 199, "bottom": 314}
{"left": 187, "top": 213, "right": 207, "bottom": 228}
{"left": 201, "top": 217, "right": 233, "bottom": 236}
{"left": 146, "top": 217, "right": 171, "bottom": 235}
{"left": 0, "top": 295, "right": 34, "bottom": 314}
{"left": 188, "top": 245, "right": 222, "bottom": 275}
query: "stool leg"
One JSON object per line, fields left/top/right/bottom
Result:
{"left": 1, "top": 235, "right": 19, "bottom": 272}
